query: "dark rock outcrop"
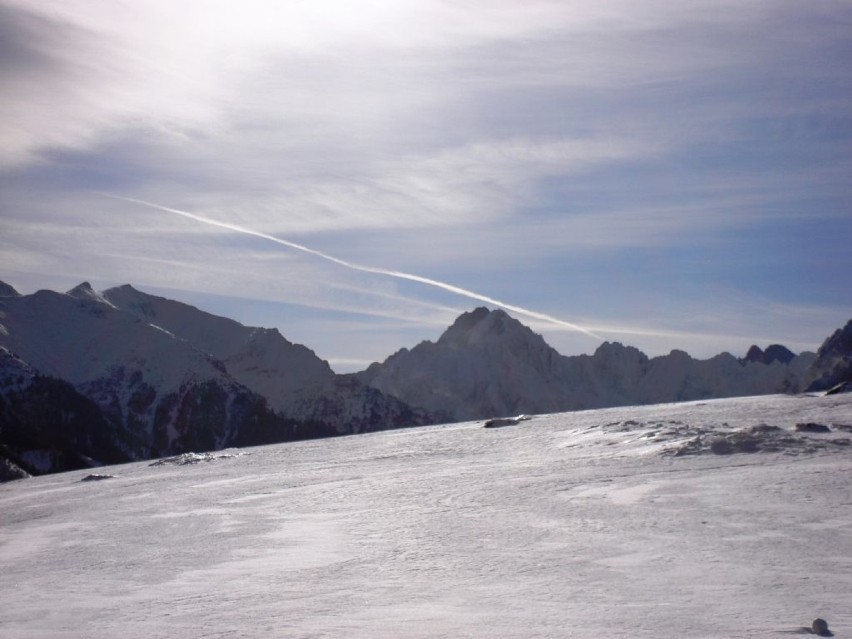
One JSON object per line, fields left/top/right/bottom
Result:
{"left": 742, "top": 344, "right": 796, "bottom": 366}
{"left": 806, "top": 320, "right": 852, "bottom": 392}
{"left": 795, "top": 422, "right": 831, "bottom": 433}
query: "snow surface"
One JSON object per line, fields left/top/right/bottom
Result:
{"left": 1, "top": 393, "right": 851, "bottom": 638}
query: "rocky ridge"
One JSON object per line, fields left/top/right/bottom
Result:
{"left": 357, "top": 307, "right": 820, "bottom": 421}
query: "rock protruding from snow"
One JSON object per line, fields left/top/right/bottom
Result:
{"left": 80, "top": 473, "right": 117, "bottom": 481}
{"left": 811, "top": 618, "right": 833, "bottom": 637}
{"left": 148, "top": 451, "right": 247, "bottom": 466}
{"left": 483, "top": 415, "right": 531, "bottom": 429}
{"left": 0, "top": 457, "right": 30, "bottom": 482}
{"left": 667, "top": 422, "right": 850, "bottom": 457}
{"left": 795, "top": 422, "right": 831, "bottom": 433}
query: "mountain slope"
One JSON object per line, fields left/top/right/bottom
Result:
{"left": 0, "top": 281, "right": 436, "bottom": 476}
{"left": 0, "top": 286, "right": 314, "bottom": 465}
{"left": 0, "top": 347, "right": 126, "bottom": 476}
{"left": 359, "top": 308, "right": 583, "bottom": 420}
{"left": 100, "top": 284, "right": 437, "bottom": 428}
{"left": 101, "top": 284, "right": 336, "bottom": 408}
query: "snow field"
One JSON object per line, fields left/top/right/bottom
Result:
{"left": 0, "top": 393, "right": 850, "bottom": 638}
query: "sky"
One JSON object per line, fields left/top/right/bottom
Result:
{"left": 1, "top": 0, "right": 851, "bottom": 372}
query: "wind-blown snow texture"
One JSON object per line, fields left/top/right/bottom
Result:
{"left": 1, "top": 393, "right": 850, "bottom": 638}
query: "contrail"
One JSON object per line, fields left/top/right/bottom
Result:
{"left": 102, "top": 193, "right": 602, "bottom": 340}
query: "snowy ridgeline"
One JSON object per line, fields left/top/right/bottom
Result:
{"left": 0, "top": 393, "right": 850, "bottom": 639}
{"left": 2, "top": 281, "right": 851, "bottom": 478}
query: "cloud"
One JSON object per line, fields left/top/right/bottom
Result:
{"left": 2, "top": 0, "right": 850, "bottom": 365}
{"left": 104, "top": 193, "right": 602, "bottom": 339}
{"left": 6, "top": 0, "right": 847, "bottom": 169}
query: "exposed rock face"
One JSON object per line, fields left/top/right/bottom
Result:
{"left": 0, "top": 457, "right": 30, "bottom": 481}
{"left": 812, "top": 618, "right": 833, "bottom": 637}
{"left": 742, "top": 344, "right": 796, "bottom": 366}
{"left": 795, "top": 422, "right": 831, "bottom": 433}
{"left": 806, "top": 319, "right": 852, "bottom": 392}
{"left": 0, "top": 347, "right": 127, "bottom": 475}
{"left": 358, "top": 307, "right": 819, "bottom": 422}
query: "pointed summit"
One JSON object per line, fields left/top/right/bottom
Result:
{"left": 742, "top": 344, "right": 796, "bottom": 365}
{"left": 743, "top": 345, "right": 765, "bottom": 364}
{"left": 437, "top": 307, "right": 530, "bottom": 349}
{"left": 357, "top": 307, "right": 568, "bottom": 420}
{"left": 438, "top": 307, "right": 491, "bottom": 342}
{"left": 67, "top": 282, "right": 116, "bottom": 307}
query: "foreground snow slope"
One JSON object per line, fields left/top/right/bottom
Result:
{"left": 1, "top": 394, "right": 851, "bottom": 639}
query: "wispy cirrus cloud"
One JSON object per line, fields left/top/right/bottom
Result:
{"left": 2, "top": 0, "right": 850, "bottom": 368}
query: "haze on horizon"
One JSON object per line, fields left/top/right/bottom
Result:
{"left": 1, "top": 1, "right": 850, "bottom": 372}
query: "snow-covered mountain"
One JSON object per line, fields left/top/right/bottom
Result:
{"left": 2, "top": 392, "right": 850, "bottom": 638}
{"left": 1, "top": 280, "right": 848, "bottom": 479}
{"left": 0, "top": 281, "right": 433, "bottom": 476}
{"left": 357, "top": 307, "right": 819, "bottom": 421}
{"left": 100, "top": 284, "right": 336, "bottom": 407}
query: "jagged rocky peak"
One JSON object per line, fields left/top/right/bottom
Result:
{"left": 0, "top": 281, "right": 21, "bottom": 297}
{"left": 594, "top": 341, "right": 647, "bottom": 360}
{"left": 743, "top": 344, "right": 796, "bottom": 366}
{"left": 817, "top": 319, "right": 852, "bottom": 359}
{"left": 440, "top": 307, "right": 490, "bottom": 339}
{"left": 744, "top": 345, "right": 765, "bottom": 363}
{"left": 437, "top": 307, "right": 529, "bottom": 348}
{"left": 67, "top": 281, "right": 96, "bottom": 297}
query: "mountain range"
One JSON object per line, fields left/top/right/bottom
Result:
{"left": 1, "top": 280, "right": 850, "bottom": 479}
